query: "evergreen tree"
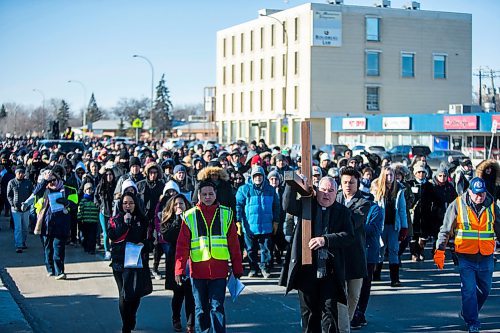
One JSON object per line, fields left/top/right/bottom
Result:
{"left": 117, "top": 117, "right": 126, "bottom": 136}
{"left": 57, "top": 100, "right": 70, "bottom": 130}
{"left": 0, "top": 104, "right": 7, "bottom": 119}
{"left": 86, "top": 93, "right": 103, "bottom": 123}
{"left": 152, "top": 74, "right": 173, "bottom": 135}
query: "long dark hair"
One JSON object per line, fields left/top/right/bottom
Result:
{"left": 99, "top": 168, "right": 116, "bottom": 192}
{"left": 161, "top": 194, "right": 191, "bottom": 228}
{"left": 118, "top": 192, "right": 146, "bottom": 220}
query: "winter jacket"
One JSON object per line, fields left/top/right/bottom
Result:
{"left": 364, "top": 202, "right": 384, "bottom": 264}
{"left": 113, "top": 171, "right": 145, "bottom": 198}
{"left": 374, "top": 184, "right": 408, "bottom": 232}
{"left": 160, "top": 214, "right": 183, "bottom": 290}
{"left": 430, "top": 179, "right": 458, "bottom": 236}
{"left": 235, "top": 179, "right": 280, "bottom": 236}
{"left": 336, "top": 190, "right": 371, "bottom": 279}
{"left": 77, "top": 196, "right": 100, "bottom": 224}
{"left": 7, "top": 178, "right": 33, "bottom": 212}
{"left": 95, "top": 179, "right": 116, "bottom": 217}
{"left": 407, "top": 179, "right": 433, "bottom": 236}
{"left": 33, "top": 180, "right": 71, "bottom": 238}
{"left": 476, "top": 159, "right": 500, "bottom": 200}
{"left": 136, "top": 162, "right": 165, "bottom": 222}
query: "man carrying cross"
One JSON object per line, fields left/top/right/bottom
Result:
{"left": 280, "top": 174, "right": 355, "bottom": 332}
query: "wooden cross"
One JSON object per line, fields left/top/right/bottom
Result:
{"left": 284, "top": 121, "right": 313, "bottom": 265}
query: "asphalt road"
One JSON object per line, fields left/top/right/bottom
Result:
{"left": 0, "top": 216, "right": 499, "bottom": 333}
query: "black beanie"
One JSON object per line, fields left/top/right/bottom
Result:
{"left": 129, "top": 157, "right": 141, "bottom": 168}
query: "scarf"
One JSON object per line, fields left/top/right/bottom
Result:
{"left": 314, "top": 205, "right": 331, "bottom": 279}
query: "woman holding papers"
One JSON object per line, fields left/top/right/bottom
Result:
{"left": 108, "top": 193, "right": 152, "bottom": 333}
{"left": 160, "top": 193, "right": 195, "bottom": 333}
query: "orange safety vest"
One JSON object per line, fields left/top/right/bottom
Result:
{"left": 454, "top": 196, "right": 496, "bottom": 255}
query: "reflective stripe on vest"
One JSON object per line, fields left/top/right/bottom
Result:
{"left": 455, "top": 196, "right": 495, "bottom": 255}
{"left": 183, "top": 205, "right": 232, "bottom": 262}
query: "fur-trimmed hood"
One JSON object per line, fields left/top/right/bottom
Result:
{"left": 143, "top": 162, "right": 163, "bottom": 180}
{"left": 476, "top": 159, "right": 500, "bottom": 185}
{"left": 197, "top": 166, "right": 229, "bottom": 182}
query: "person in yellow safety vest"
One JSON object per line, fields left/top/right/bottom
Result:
{"left": 434, "top": 177, "right": 500, "bottom": 333}
{"left": 175, "top": 180, "right": 243, "bottom": 333}
{"left": 62, "top": 126, "right": 74, "bottom": 140}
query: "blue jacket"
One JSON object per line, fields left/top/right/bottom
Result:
{"left": 375, "top": 184, "right": 408, "bottom": 232}
{"left": 33, "top": 180, "right": 71, "bottom": 238}
{"left": 364, "top": 202, "right": 384, "bottom": 264}
{"left": 235, "top": 179, "right": 280, "bottom": 236}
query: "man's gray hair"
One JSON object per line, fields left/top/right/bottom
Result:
{"left": 319, "top": 176, "right": 338, "bottom": 191}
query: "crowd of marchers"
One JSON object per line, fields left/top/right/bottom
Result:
{"left": 1, "top": 130, "right": 499, "bottom": 333}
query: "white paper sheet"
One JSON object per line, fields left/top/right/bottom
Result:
{"left": 124, "top": 242, "right": 144, "bottom": 268}
{"left": 48, "top": 192, "right": 64, "bottom": 212}
{"left": 227, "top": 273, "right": 245, "bottom": 302}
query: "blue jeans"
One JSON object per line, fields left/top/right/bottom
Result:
{"left": 244, "top": 233, "right": 272, "bottom": 272}
{"left": 43, "top": 236, "right": 67, "bottom": 276}
{"left": 458, "top": 254, "right": 494, "bottom": 328}
{"left": 380, "top": 225, "right": 399, "bottom": 264}
{"left": 99, "top": 213, "right": 110, "bottom": 252}
{"left": 12, "top": 210, "right": 29, "bottom": 248}
{"left": 191, "top": 278, "right": 226, "bottom": 333}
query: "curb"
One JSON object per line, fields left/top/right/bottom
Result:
{"left": 0, "top": 268, "right": 33, "bottom": 333}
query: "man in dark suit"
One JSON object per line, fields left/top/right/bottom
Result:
{"left": 280, "top": 176, "right": 354, "bottom": 333}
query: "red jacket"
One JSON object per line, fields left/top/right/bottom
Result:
{"left": 175, "top": 203, "right": 243, "bottom": 279}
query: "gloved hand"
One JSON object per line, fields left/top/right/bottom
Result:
{"left": 236, "top": 222, "right": 242, "bottom": 236}
{"left": 433, "top": 249, "right": 445, "bottom": 270}
{"left": 272, "top": 222, "right": 279, "bottom": 235}
{"left": 175, "top": 274, "right": 185, "bottom": 286}
{"left": 398, "top": 228, "right": 408, "bottom": 242}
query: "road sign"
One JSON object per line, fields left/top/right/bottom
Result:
{"left": 132, "top": 118, "right": 143, "bottom": 129}
{"left": 281, "top": 125, "right": 289, "bottom": 133}
{"left": 492, "top": 120, "right": 498, "bottom": 134}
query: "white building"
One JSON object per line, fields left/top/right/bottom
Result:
{"left": 215, "top": 1, "right": 472, "bottom": 147}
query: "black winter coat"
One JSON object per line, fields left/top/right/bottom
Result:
{"left": 160, "top": 214, "right": 183, "bottom": 290}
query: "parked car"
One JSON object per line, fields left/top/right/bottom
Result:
{"left": 352, "top": 145, "right": 389, "bottom": 159}
{"left": 387, "top": 145, "right": 431, "bottom": 164}
{"left": 38, "top": 140, "right": 86, "bottom": 153}
{"left": 318, "top": 144, "right": 349, "bottom": 161}
{"left": 426, "top": 150, "right": 466, "bottom": 171}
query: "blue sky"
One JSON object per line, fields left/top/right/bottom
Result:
{"left": 1, "top": 0, "right": 498, "bottom": 111}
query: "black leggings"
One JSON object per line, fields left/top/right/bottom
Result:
{"left": 113, "top": 270, "right": 141, "bottom": 332}
{"left": 172, "top": 279, "right": 195, "bottom": 326}
{"left": 357, "top": 263, "right": 375, "bottom": 315}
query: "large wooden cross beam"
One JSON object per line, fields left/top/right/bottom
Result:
{"left": 284, "top": 121, "right": 313, "bottom": 265}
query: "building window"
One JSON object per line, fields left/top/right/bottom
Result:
{"left": 260, "top": 89, "right": 264, "bottom": 112}
{"left": 231, "top": 64, "right": 235, "bottom": 84}
{"left": 271, "top": 56, "right": 275, "bottom": 79}
{"left": 240, "top": 92, "right": 244, "bottom": 114}
{"left": 260, "top": 58, "right": 264, "bottom": 80}
{"left": 250, "top": 91, "right": 253, "bottom": 113}
{"left": 240, "top": 62, "right": 244, "bottom": 83}
{"left": 366, "top": 51, "right": 380, "bottom": 76}
{"left": 366, "top": 17, "right": 380, "bottom": 41}
{"left": 250, "top": 30, "right": 254, "bottom": 51}
{"left": 222, "top": 94, "right": 226, "bottom": 113}
{"left": 223, "top": 38, "right": 226, "bottom": 57}
{"left": 401, "top": 53, "right": 415, "bottom": 78}
{"left": 270, "top": 88, "right": 274, "bottom": 111}
{"left": 271, "top": 24, "right": 275, "bottom": 47}
{"left": 366, "top": 87, "right": 380, "bottom": 111}
{"left": 240, "top": 33, "right": 244, "bottom": 53}
{"left": 231, "top": 93, "right": 234, "bottom": 113}
{"left": 231, "top": 35, "right": 235, "bottom": 55}
{"left": 294, "top": 17, "right": 299, "bottom": 41}
{"left": 222, "top": 66, "right": 226, "bottom": 85}
{"left": 294, "top": 85, "right": 298, "bottom": 109}
{"left": 250, "top": 61, "right": 254, "bottom": 81}
{"left": 433, "top": 54, "right": 447, "bottom": 79}
{"left": 294, "top": 51, "right": 298, "bottom": 75}
{"left": 260, "top": 27, "right": 264, "bottom": 49}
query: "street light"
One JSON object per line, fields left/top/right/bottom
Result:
{"left": 32, "top": 88, "right": 46, "bottom": 136}
{"left": 67, "top": 80, "right": 88, "bottom": 129}
{"left": 260, "top": 13, "right": 289, "bottom": 146}
{"left": 133, "top": 54, "right": 155, "bottom": 137}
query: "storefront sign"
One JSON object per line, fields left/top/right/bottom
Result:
{"left": 492, "top": 115, "right": 500, "bottom": 129}
{"left": 382, "top": 117, "right": 410, "bottom": 130}
{"left": 342, "top": 117, "right": 366, "bottom": 130}
{"left": 443, "top": 115, "right": 477, "bottom": 130}
{"left": 312, "top": 10, "right": 342, "bottom": 47}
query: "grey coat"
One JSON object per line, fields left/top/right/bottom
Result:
{"left": 7, "top": 178, "right": 33, "bottom": 212}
